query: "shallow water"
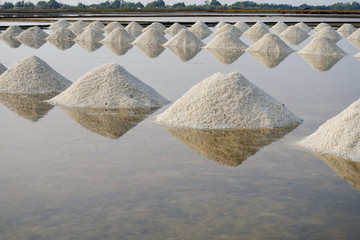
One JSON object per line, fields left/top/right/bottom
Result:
{"left": 0, "top": 24, "right": 360, "bottom": 239}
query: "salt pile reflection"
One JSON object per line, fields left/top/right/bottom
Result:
{"left": 299, "top": 54, "right": 344, "bottom": 72}
{"left": 248, "top": 51, "right": 292, "bottom": 68}
{"left": 134, "top": 44, "right": 165, "bottom": 58}
{"left": 166, "top": 46, "right": 202, "bottom": 62}
{"left": 205, "top": 49, "right": 245, "bottom": 64}
{"left": 102, "top": 42, "right": 133, "bottom": 56}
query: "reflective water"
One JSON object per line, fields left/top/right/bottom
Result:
{"left": 0, "top": 25, "right": 360, "bottom": 239}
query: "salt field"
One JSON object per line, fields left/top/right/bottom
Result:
{"left": 1, "top": 19, "right": 360, "bottom": 239}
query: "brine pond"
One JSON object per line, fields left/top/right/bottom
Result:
{"left": 0, "top": 21, "right": 360, "bottom": 239}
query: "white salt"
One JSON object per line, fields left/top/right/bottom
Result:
{"left": 1, "top": 25, "right": 23, "bottom": 39}
{"left": 164, "top": 29, "right": 204, "bottom": 47}
{"left": 153, "top": 72, "right": 302, "bottom": 129}
{"left": 244, "top": 22, "right": 270, "bottom": 41}
{"left": 0, "top": 56, "right": 71, "bottom": 94}
{"left": 337, "top": 23, "right": 356, "bottom": 38}
{"left": 215, "top": 21, "right": 226, "bottom": 29}
{"left": 0, "top": 63, "right": 7, "bottom": 75}
{"left": 103, "top": 21, "right": 124, "bottom": 34}
{"left": 142, "top": 22, "right": 166, "bottom": 33}
{"left": 46, "top": 27, "right": 76, "bottom": 42}
{"left": 295, "top": 22, "right": 312, "bottom": 33}
{"left": 279, "top": 26, "right": 309, "bottom": 45}
{"left": 234, "top": 21, "right": 249, "bottom": 32}
{"left": 215, "top": 24, "right": 243, "bottom": 37}
{"left": 101, "top": 28, "right": 134, "bottom": 44}
{"left": 103, "top": 42, "right": 133, "bottom": 56}
{"left": 47, "top": 63, "right": 169, "bottom": 108}
{"left": 49, "top": 19, "right": 70, "bottom": 31}
{"left": 313, "top": 22, "right": 331, "bottom": 32}
{"left": 271, "top": 21, "right": 288, "bottom": 34}
{"left": 204, "top": 31, "right": 248, "bottom": 50}
{"left": 67, "top": 20, "right": 88, "bottom": 35}
{"left": 74, "top": 28, "right": 104, "bottom": 42}
{"left": 17, "top": 26, "right": 48, "bottom": 42}
{"left": 85, "top": 21, "right": 106, "bottom": 32}
{"left": 125, "top": 22, "right": 143, "bottom": 38}
{"left": 248, "top": 51, "right": 291, "bottom": 68}
{"left": 133, "top": 29, "right": 167, "bottom": 45}
{"left": 165, "top": 23, "right": 186, "bottom": 37}
{"left": 312, "top": 26, "right": 342, "bottom": 43}
{"left": 299, "top": 98, "right": 360, "bottom": 161}
{"left": 298, "top": 37, "right": 346, "bottom": 57}
{"left": 246, "top": 33, "right": 293, "bottom": 53}
{"left": 355, "top": 52, "right": 360, "bottom": 59}
{"left": 135, "top": 44, "right": 165, "bottom": 58}
{"left": 166, "top": 46, "right": 201, "bottom": 62}
{"left": 76, "top": 40, "right": 103, "bottom": 52}
{"left": 189, "top": 21, "right": 212, "bottom": 40}
{"left": 348, "top": 28, "right": 360, "bottom": 40}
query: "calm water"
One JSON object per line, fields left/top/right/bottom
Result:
{"left": 0, "top": 23, "right": 360, "bottom": 239}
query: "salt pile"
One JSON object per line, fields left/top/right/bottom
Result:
{"left": 234, "top": 21, "right": 249, "bottom": 32}
{"left": 295, "top": 22, "right": 312, "bottom": 33}
{"left": 85, "top": 21, "right": 106, "bottom": 32}
{"left": 350, "top": 39, "right": 360, "bottom": 50}
{"left": 355, "top": 52, "right": 360, "bottom": 59}
{"left": 313, "top": 22, "right": 331, "bottom": 32}
{"left": 299, "top": 98, "right": 360, "bottom": 161}
{"left": 248, "top": 51, "right": 291, "bottom": 68}
{"left": 204, "top": 31, "right": 248, "bottom": 50}
{"left": 1, "top": 25, "right": 23, "bottom": 39}
{"left": 103, "top": 21, "right": 123, "bottom": 34}
{"left": 165, "top": 23, "right": 186, "bottom": 37}
{"left": 133, "top": 29, "right": 167, "bottom": 45}
{"left": 312, "top": 26, "right": 342, "bottom": 43}
{"left": 189, "top": 21, "right": 212, "bottom": 40}
{"left": 0, "top": 63, "right": 7, "bottom": 75}
{"left": 142, "top": 22, "right": 166, "bottom": 33}
{"left": 17, "top": 26, "right": 48, "bottom": 42}
{"left": 67, "top": 20, "right": 88, "bottom": 35}
{"left": 215, "top": 21, "right": 226, "bottom": 29}
{"left": 337, "top": 23, "right": 356, "bottom": 38}
{"left": 48, "top": 38, "right": 75, "bottom": 51}
{"left": 166, "top": 46, "right": 202, "bottom": 62}
{"left": 49, "top": 19, "right": 70, "bottom": 31}
{"left": 101, "top": 27, "right": 135, "bottom": 44}
{"left": 244, "top": 22, "right": 270, "bottom": 41}
{"left": 48, "top": 63, "right": 169, "bottom": 108}
{"left": 279, "top": 26, "right": 309, "bottom": 45}
{"left": 1, "top": 37, "right": 21, "bottom": 48}
{"left": 153, "top": 72, "right": 302, "bottom": 129}
{"left": 206, "top": 49, "right": 245, "bottom": 65}
{"left": 164, "top": 29, "right": 204, "bottom": 47}
{"left": 215, "top": 24, "right": 243, "bottom": 37}
{"left": 46, "top": 27, "right": 76, "bottom": 42}
{"left": 246, "top": 33, "right": 293, "bottom": 54}
{"left": 298, "top": 37, "right": 346, "bottom": 57}
{"left": 271, "top": 21, "right": 288, "bottom": 34}
{"left": 103, "top": 42, "right": 133, "bottom": 56}
{"left": 135, "top": 44, "right": 165, "bottom": 58}
{"left": 0, "top": 56, "right": 71, "bottom": 94}
{"left": 76, "top": 40, "right": 103, "bottom": 52}
{"left": 125, "top": 21, "right": 143, "bottom": 38}
{"left": 348, "top": 28, "right": 360, "bottom": 40}
{"left": 74, "top": 28, "right": 104, "bottom": 42}
{"left": 300, "top": 54, "right": 344, "bottom": 72}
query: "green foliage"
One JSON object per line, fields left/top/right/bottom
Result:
{"left": 2, "top": 1, "right": 14, "bottom": 9}
{"left": 145, "top": 0, "right": 165, "bottom": 9}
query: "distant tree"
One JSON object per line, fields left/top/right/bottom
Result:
{"left": 14, "top": 1, "right": 24, "bottom": 7}
{"left": 77, "top": 2, "right": 87, "bottom": 9}
{"left": 145, "top": 0, "right": 165, "bottom": 8}
{"left": 36, "top": 0, "right": 49, "bottom": 9}
{"left": 24, "top": 2, "right": 35, "bottom": 9}
{"left": 172, "top": 2, "right": 185, "bottom": 8}
{"left": 2, "top": 2, "right": 14, "bottom": 9}
{"left": 48, "top": 0, "right": 61, "bottom": 9}
{"left": 210, "top": 0, "right": 221, "bottom": 6}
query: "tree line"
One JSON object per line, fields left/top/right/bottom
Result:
{"left": 1, "top": 0, "right": 360, "bottom": 11}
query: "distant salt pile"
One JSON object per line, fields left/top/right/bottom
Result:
{"left": 189, "top": 21, "right": 212, "bottom": 40}
{"left": 17, "top": 26, "right": 48, "bottom": 42}
{"left": 67, "top": 20, "right": 88, "bottom": 35}
{"left": 246, "top": 33, "right": 293, "bottom": 54}
{"left": 101, "top": 27, "right": 134, "bottom": 44}
{"left": 165, "top": 23, "right": 186, "bottom": 37}
{"left": 125, "top": 21, "right": 143, "bottom": 38}
{"left": 348, "top": 28, "right": 360, "bottom": 40}
{"left": 46, "top": 27, "right": 76, "bottom": 42}
{"left": 215, "top": 21, "right": 226, "bottom": 29}
{"left": 312, "top": 26, "right": 342, "bottom": 43}
{"left": 142, "top": 22, "right": 166, "bottom": 33}
{"left": 204, "top": 31, "right": 248, "bottom": 50}
{"left": 279, "top": 26, "right": 309, "bottom": 45}
{"left": 133, "top": 29, "right": 167, "bottom": 45}
{"left": 215, "top": 24, "right": 243, "bottom": 37}
{"left": 103, "top": 21, "right": 123, "bottom": 34}
{"left": 0, "top": 56, "right": 71, "bottom": 94}
{"left": 49, "top": 19, "right": 70, "bottom": 31}
{"left": 153, "top": 72, "right": 302, "bottom": 129}
{"left": 0, "top": 63, "right": 7, "bottom": 75}
{"left": 294, "top": 22, "right": 312, "bottom": 33}
{"left": 271, "top": 21, "right": 288, "bottom": 34}
{"left": 85, "top": 21, "right": 105, "bottom": 32}
{"left": 244, "top": 22, "right": 270, "bottom": 41}
{"left": 1, "top": 25, "right": 23, "bottom": 39}
{"left": 298, "top": 37, "right": 346, "bottom": 57}
{"left": 164, "top": 29, "right": 204, "bottom": 47}
{"left": 48, "top": 63, "right": 169, "bottom": 108}
{"left": 234, "top": 21, "right": 249, "bottom": 32}
{"left": 48, "top": 38, "right": 75, "bottom": 51}
{"left": 313, "top": 22, "right": 331, "bottom": 32}
{"left": 337, "top": 23, "right": 356, "bottom": 38}
{"left": 299, "top": 98, "right": 360, "bottom": 161}
{"left": 74, "top": 28, "right": 104, "bottom": 42}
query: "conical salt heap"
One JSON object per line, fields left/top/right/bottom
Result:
{"left": 133, "top": 28, "right": 167, "bottom": 45}
{"left": 300, "top": 54, "right": 343, "bottom": 72}
{"left": 0, "top": 63, "right": 7, "bottom": 75}
{"left": 47, "top": 63, "right": 169, "bottom": 108}
{"left": 279, "top": 26, "right": 309, "bottom": 45}
{"left": 165, "top": 22, "right": 186, "bottom": 37}
{"left": 67, "top": 20, "right": 88, "bottom": 35}
{"left": 348, "top": 28, "right": 360, "bottom": 40}
{"left": 271, "top": 21, "right": 288, "bottom": 34}
{"left": 299, "top": 98, "right": 360, "bottom": 161}
{"left": 215, "top": 21, "right": 226, "bottom": 29}
{"left": 153, "top": 72, "right": 302, "bottom": 129}
{"left": 189, "top": 21, "right": 212, "bottom": 40}
{"left": 215, "top": 24, "right": 243, "bottom": 37}
{"left": 337, "top": 23, "right": 356, "bottom": 38}
{"left": 164, "top": 29, "right": 204, "bottom": 47}
{"left": 312, "top": 26, "right": 342, "bottom": 43}
{"left": 103, "top": 42, "right": 133, "bottom": 56}
{"left": 101, "top": 27, "right": 135, "bottom": 44}
{"left": 142, "top": 22, "right": 166, "bottom": 33}
{"left": 17, "top": 26, "right": 48, "bottom": 42}
{"left": 135, "top": 44, "right": 165, "bottom": 58}
{"left": 49, "top": 19, "right": 71, "bottom": 31}
{"left": 206, "top": 49, "right": 245, "bottom": 65}
{"left": 85, "top": 21, "right": 106, "bottom": 32}
{"left": 246, "top": 33, "right": 293, "bottom": 54}
{"left": 234, "top": 21, "right": 249, "bottom": 32}
{"left": 244, "top": 22, "right": 270, "bottom": 41}
{"left": 295, "top": 22, "right": 312, "bottom": 33}
{"left": 1, "top": 25, "right": 23, "bottom": 39}
{"left": 204, "top": 31, "right": 248, "bottom": 50}
{"left": 103, "top": 21, "right": 124, "bottom": 34}
{"left": 74, "top": 28, "right": 104, "bottom": 42}
{"left": 0, "top": 56, "right": 71, "bottom": 94}
{"left": 76, "top": 40, "right": 103, "bottom": 52}
{"left": 313, "top": 22, "right": 331, "bottom": 32}
{"left": 166, "top": 46, "right": 202, "bottom": 62}
{"left": 46, "top": 27, "right": 76, "bottom": 42}
{"left": 48, "top": 38, "right": 75, "bottom": 51}
{"left": 248, "top": 51, "right": 291, "bottom": 68}
{"left": 1, "top": 36, "right": 21, "bottom": 48}
{"left": 125, "top": 21, "right": 143, "bottom": 38}
{"left": 298, "top": 37, "right": 346, "bottom": 57}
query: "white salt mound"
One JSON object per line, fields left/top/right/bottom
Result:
{"left": 313, "top": 26, "right": 342, "bottom": 43}
{"left": 86, "top": 21, "right": 105, "bottom": 32}
{"left": 295, "top": 22, "right": 312, "bottom": 33}
{"left": 234, "top": 21, "right": 249, "bottom": 32}
{"left": 215, "top": 24, "right": 243, "bottom": 37}
{"left": 49, "top": 19, "right": 70, "bottom": 31}
{"left": 279, "top": 26, "right": 309, "bottom": 45}
{"left": 348, "top": 28, "right": 360, "bottom": 40}
{"left": 271, "top": 21, "right": 288, "bottom": 34}
{"left": 0, "top": 56, "right": 71, "bottom": 94}
{"left": 246, "top": 33, "right": 293, "bottom": 53}
{"left": 125, "top": 22, "right": 143, "bottom": 38}
{"left": 47, "top": 63, "right": 169, "bottom": 108}
{"left": 103, "top": 22, "right": 123, "bottom": 34}
{"left": 17, "top": 26, "right": 48, "bottom": 41}
{"left": 165, "top": 23, "right": 186, "bottom": 37}
{"left": 215, "top": 21, "right": 226, "bottom": 29}
{"left": 188, "top": 21, "right": 212, "bottom": 40}
{"left": 67, "top": 20, "right": 88, "bottom": 35}
{"left": 313, "top": 22, "right": 331, "bottom": 32}
{"left": 101, "top": 27, "right": 134, "bottom": 44}
{"left": 74, "top": 28, "right": 104, "bottom": 42}
{"left": 0, "top": 63, "right": 7, "bottom": 75}
{"left": 204, "top": 31, "right": 248, "bottom": 50}
{"left": 298, "top": 37, "right": 346, "bottom": 57}
{"left": 164, "top": 29, "right": 204, "bottom": 47}
{"left": 153, "top": 72, "right": 302, "bottom": 129}
{"left": 337, "top": 23, "right": 356, "bottom": 38}
{"left": 244, "top": 22, "right": 270, "bottom": 40}
{"left": 299, "top": 98, "right": 360, "bottom": 161}
{"left": 46, "top": 27, "right": 76, "bottom": 41}
{"left": 133, "top": 29, "right": 167, "bottom": 45}
{"left": 142, "top": 22, "right": 166, "bottom": 33}
{"left": 1, "top": 25, "right": 23, "bottom": 39}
